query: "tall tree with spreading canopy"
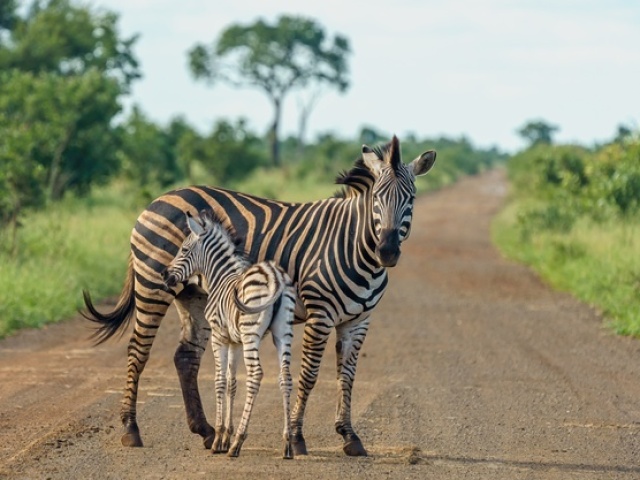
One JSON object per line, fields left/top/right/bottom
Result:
{"left": 188, "top": 15, "right": 351, "bottom": 166}
{"left": 517, "top": 120, "right": 559, "bottom": 148}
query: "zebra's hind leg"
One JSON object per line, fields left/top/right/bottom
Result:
{"left": 174, "top": 285, "right": 215, "bottom": 449}
{"left": 334, "top": 317, "right": 371, "bottom": 457}
{"left": 120, "top": 284, "right": 176, "bottom": 447}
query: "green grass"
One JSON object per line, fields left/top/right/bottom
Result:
{"left": 492, "top": 200, "right": 640, "bottom": 336}
{"left": 0, "top": 185, "right": 139, "bottom": 339}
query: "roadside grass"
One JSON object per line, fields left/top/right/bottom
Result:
{"left": 492, "top": 201, "right": 640, "bottom": 336}
{"left": 0, "top": 186, "right": 138, "bottom": 339}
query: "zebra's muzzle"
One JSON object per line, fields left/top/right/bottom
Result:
{"left": 375, "top": 228, "right": 401, "bottom": 267}
{"left": 162, "top": 269, "right": 178, "bottom": 288}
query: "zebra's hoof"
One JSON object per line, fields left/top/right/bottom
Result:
{"left": 121, "top": 432, "right": 143, "bottom": 448}
{"left": 227, "top": 436, "right": 245, "bottom": 458}
{"left": 343, "top": 437, "right": 367, "bottom": 457}
{"left": 291, "top": 434, "right": 308, "bottom": 456}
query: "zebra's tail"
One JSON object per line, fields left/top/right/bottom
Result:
{"left": 82, "top": 254, "right": 136, "bottom": 345}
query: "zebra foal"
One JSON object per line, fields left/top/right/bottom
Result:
{"left": 163, "top": 210, "right": 295, "bottom": 459}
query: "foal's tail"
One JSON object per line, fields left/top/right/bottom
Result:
{"left": 233, "top": 262, "right": 286, "bottom": 315}
{"left": 82, "top": 254, "right": 136, "bottom": 345}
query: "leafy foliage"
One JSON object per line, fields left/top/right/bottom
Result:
{"left": 0, "top": 68, "right": 121, "bottom": 243}
{"left": 178, "top": 118, "right": 268, "bottom": 184}
{"left": 508, "top": 140, "right": 640, "bottom": 228}
{"left": 495, "top": 131, "right": 640, "bottom": 336}
{"left": 0, "top": 0, "right": 137, "bottom": 240}
{"left": 0, "top": 0, "right": 139, "bottom": 88}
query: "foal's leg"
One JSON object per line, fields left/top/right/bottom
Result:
{"left": 228, "top": 323, "right": 266, "bottom": 458}
{"left": 221, "top": 343, "right": 241, "bottom": 452}
{"left": 211, "top": 341, "right": 229, "bottom": 454}
{"left": 270, "top": 292, "right": 295, "bottom": 459}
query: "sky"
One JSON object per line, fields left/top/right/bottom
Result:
{"left": 93, "top": 0, "right": 640, "bottom": 152}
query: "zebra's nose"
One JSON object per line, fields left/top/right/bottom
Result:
{"left": 376, "top": 228, "right": 401, "bottom": 267}
{"left": 162, "top": 269, "right": 176, "bottom": 287}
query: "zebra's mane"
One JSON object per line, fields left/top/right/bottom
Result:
{"left": 197, "top": 209, "right": 246, "bottom": 257}
{"left": 333, "top": 139, "right": 399, "bottom": 198}
{"left": 333, "top": 158, "right": 375, "bottom": 198}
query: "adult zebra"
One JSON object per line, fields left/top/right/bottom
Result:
{"left": 83, "top": 135, "right": 436, "bottom": 457}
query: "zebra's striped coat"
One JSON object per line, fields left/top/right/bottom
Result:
{"left": 163, "top": 211, "right": 295, "bottom": 459}
{"left": 83, "top": 136, "right": 436, "bottom": 456}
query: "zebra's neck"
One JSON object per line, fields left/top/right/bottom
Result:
{"left": 199, "top": 250, "right": 246, "bottom": 292}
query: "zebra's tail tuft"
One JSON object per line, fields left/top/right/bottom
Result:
{"left": 82, "top": 254, "right": 136, "bottom": 345}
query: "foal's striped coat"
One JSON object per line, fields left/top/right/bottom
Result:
{"left": 163, "top": 210, "right": 295, "bottom": 459}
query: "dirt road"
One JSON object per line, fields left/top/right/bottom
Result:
{"left": 2, "top": 169, "right": 640, "bottom": 479}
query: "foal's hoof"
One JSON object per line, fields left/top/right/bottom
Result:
{"left": 291, "top": 434, "right": 308, "bottom": 456}
{"left": 343, "top": 437, "right": 367, "bottom": 457}
{"left": 283, "top": 439, "right": 293, "bottom": 459}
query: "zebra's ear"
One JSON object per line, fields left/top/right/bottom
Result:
{"left": 199, "top": 209, "right": 216, "bottom": 230}
{"left": 361, "top": 144, "right": 384, "bottom": 177}
{"left": 409, "top": 150, "right": 436, "bottom": 177}
{"left": 185, "top": 211, "right": 205, "bottom": 236}
{"left": 387, "top": 135, "right": 401, "bottom": 171}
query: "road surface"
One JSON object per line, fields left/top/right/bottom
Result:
{"left": 2, "top": 169, "right": 640, "bottom": 479}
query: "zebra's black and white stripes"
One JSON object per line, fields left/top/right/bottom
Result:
{"left": 163, "top": 210, "right": 295, "bottom": 458}
{"left": 83, "top": 135, "right": 436, "bottom": 456}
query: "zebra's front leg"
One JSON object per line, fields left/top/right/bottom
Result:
{"left": 335, "top": 316, "right": 371, "bottom": 457}
{"left": 174, "top": 289, "right": 215, "bottom": 449}
{"left": 290, "top": 318, "right": 332, "bottom": 456}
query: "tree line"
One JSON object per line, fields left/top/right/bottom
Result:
{"left": 509, "top": 119, "right": 639, "bottom": 236}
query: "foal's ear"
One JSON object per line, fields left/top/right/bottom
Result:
{"left": 409, "top": 150, "right": 436, "bottom": 176}
{"left": 185, "top": 211, "right": 205, "bottom": 236}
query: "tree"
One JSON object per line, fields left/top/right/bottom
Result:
{"left": 613, "top": 124, "right": 634, "bottom": 144}
{"left": 177, "top": 119, "right": 267, "bottom": 185}
{"left": 0, "top": 0, "right": 18, "bottom": 33}
{"left": 188, "top": 15, "right": 351, "bottom": 167}
{"left": 517, "top": 120, "right": 559, "bottom": 147}
{"left": 119, "top": 107, "right": 183, "bottom": 188}
{"left": 0, "top": 0, "right": 139, "bottom": 200}
{"left": 0, "top": 0, "right": 140, "bottom": 90}
{"left": 0, "top": 68, "right": 121, "bottom": 202}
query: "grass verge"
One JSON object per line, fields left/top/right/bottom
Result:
{"left": 492, "top": 200, "right": 640, "bottom": 336}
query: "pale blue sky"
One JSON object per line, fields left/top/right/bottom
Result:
{"left": 95, "top": 0, "right": 640, "bottom": 151}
